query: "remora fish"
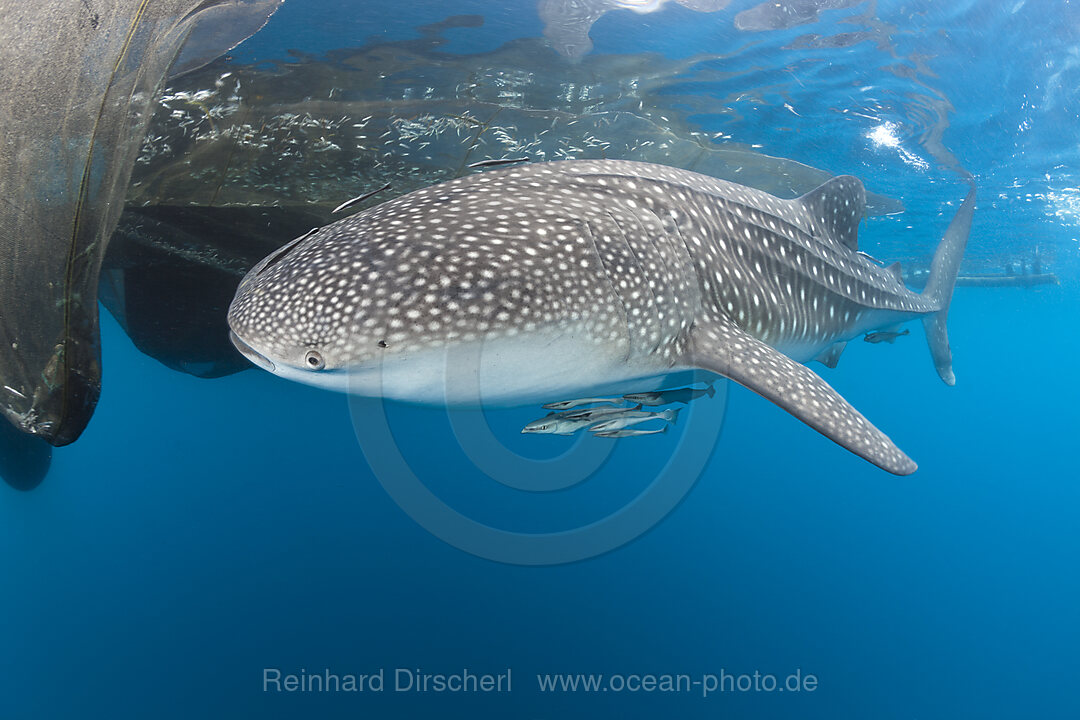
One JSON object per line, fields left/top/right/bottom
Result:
{"left": 591, "top": 408, "right": 679, "bottom": 432}
{"left": 522, "top": 403, "right": 644, "bottom": 434}
{"left": 468, "top": 157, "right": 530, "bottom": 169}
{"left": 521, "top": 414, "right": 597, "bottom": 435}
{"left": 864, "top": 328, "right": 910, "bottom": 344}
{"left": 593, "top": 427, "right": 669, "bottom": 438}
{"left": 623, "top": 384, "right": 715, "bottom": 405}
{"left": 332, "top": 182, "right": 391, "bottom": 214}
{"left": 228, "top": 159, "right": 974, "bottom": 474}
{"left": 542, "top": 397, "right": 623, "bottom": 410}
{"left": 556, "top": 403, "right": 642, "bottom": 422}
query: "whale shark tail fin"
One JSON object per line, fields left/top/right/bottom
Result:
{"left": 920, "top": 182, "right": 976, "bottom": 386}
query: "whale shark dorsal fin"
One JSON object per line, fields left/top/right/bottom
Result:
{"left": 813, "top": 341, "right": 847, "bottom": 369}
{"left": 686, "top": 316, "right": 916, "bottom": 475}
{"left": 797, "top": 175, "right": 866, "bottom": 252}
{"left": 886, "top": 261, "right": 903, "bottom": 281}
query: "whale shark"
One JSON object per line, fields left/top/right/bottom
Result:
{"left": 227, "top": 160, "right": 974, "bottom": 475}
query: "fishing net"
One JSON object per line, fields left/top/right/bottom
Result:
{"left": 128, "top": 30, "right": 906, "bottom": 213}
{"left": 105, "top": 20, "right": 907, "bottom": 384}
{"left": 0, "top": 0, "right": 281, "bottom": 445}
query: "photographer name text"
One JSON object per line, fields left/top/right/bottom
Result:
{"left": 263, "top": 667, "right": 511, "bottom": 693}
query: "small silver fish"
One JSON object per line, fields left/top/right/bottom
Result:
{"left": 623, "top": 384, "right": 715, "bottom": 406}
{"left": 467, "top": 157, "right": 530, "bottom": 169}
{"left": 593, "top": 426, "right": 669, "bottom": 438}
{"left": 2, "top": 385, "right": 27, "bottom": 400}
{"left": 864, "top": 328, "right": 910, "bottom": 344}
{"left": 590, "top": 408, "right": 679, "bottom": 433}
{"left": 332, "top": 182, "right": 391, "bottom": 214}
{"left": 542, "top": 397, "right": 623, "bottom": 411}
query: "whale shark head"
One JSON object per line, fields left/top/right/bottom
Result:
{"left": 227, "top": 165, "right": 652, "bottom": 402}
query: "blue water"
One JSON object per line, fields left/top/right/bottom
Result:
{"left": 4, "top": 1, "right": 1079, "bottom": 718}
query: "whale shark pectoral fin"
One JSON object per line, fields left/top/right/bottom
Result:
{"left": 812, "top": 341, "right": 847, "bottom": 369}
{"left": 687, "top": 317, "right": 917, "bottom": 475}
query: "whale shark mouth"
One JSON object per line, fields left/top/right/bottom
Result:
{"left": 229, "top": 331, "right": 276, "bottom": 373}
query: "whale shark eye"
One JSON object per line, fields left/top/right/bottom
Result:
{"left": 304, "top": 350, "right": 325, "bottom": 370}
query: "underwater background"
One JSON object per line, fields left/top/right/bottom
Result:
{"left": 3, "top": 1, "right": 1079, "bottom": 718}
